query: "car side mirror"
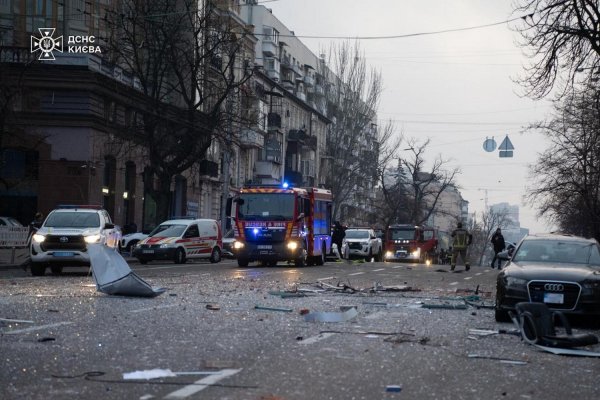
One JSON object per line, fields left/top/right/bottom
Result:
{"left": 105, "top": 223, "right": 115, "bottom": 229}
{"left": 497, "top": 250, "right": 511, "bottom": 260}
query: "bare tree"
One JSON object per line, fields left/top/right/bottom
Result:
{"left": 320, "top": 41, "right": 384, "bottom": 221}
{"left": 371, "top": 125, "right": 406, "bottom": 228}
{"left": 399, "top": 138, "right": 461, "bottom": 226}
{"left": 104, "top": 1, "right": 254, "bottom": 224}
{"left": 527, "top": 83, "right": 600, "bottom": 240}
{"left": 469, "top": 208, "right": 511, "bottom": 266}
{"left": 513, "top": 0, "right": 600, "bottom": 99}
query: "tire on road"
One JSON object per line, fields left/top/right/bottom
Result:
{"left": 209, "top": 247, "right": 221, "bottom": 263}
{"left": 174, "top": 248, "right": 186, "bottom": 264}
{"left": 30, "top": 262, "right": 46, "bottom": 276}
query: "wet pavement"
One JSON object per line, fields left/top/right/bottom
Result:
{"left": 1, "top": 259, "right": 599, "bottom": 399}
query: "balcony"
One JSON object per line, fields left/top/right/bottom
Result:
{"left": 282, "top": 80, "right": 295, "bottom": 91}
{"left": 199, "top": 160, "right": 219, "bottom": 178}
{"left": 314, "top": 84, "right": 325, "bottom": 96}
{"left": 304, "top": 75, "right": 315, "bottom": 86}
{"left": 296, "top": 92, "right": 306, "bottom": 102}
{"left": 281, "top": 56, "right": 293, "bottom": 70}
{"left": 262, "top": 40, "right": 278, "bottom": 57}
{"left": 255, "top": 160, "right": 282, "bottom": 182}
{"left": 239, "top": 129, "right": 264, "bottom": 149}
{"left": 288, "top": 129, "right": 308, "bottom": 142}
{"left": 266, "top": 69, "right": 280, "bottom": 82}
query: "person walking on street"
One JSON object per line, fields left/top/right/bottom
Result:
{"left": 450, "top": 222, "right": 472, "bottom": 271}
{"left": 490, "top": 227, "right": 506, "bottom": 269}
{"left": 332, "top": 221, "right": 346, "bottom": 258}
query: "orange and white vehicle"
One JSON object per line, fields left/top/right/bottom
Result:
{"left": 132, "top": 218, "right": 222, "bottom": 264}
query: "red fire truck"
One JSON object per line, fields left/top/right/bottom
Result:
{"left": 230, "top": 185, "right": 333, "bottom": 267}
{"left": 383, "top": 224, "right": 439, "bottom": 264}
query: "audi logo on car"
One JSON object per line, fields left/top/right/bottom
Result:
{"left": 59, "top": 236, "right": 69, "bottom": 243}
{"left": 544, "top": 283, "right": 564, "bottom": 292}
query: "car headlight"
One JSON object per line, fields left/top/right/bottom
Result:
{"left": 385, "top": 251, "right": 393, "bottom": 259}
{"left": 233, "top": 241, "right": 245, "bottom": 249}
{"left": 287, "top": 241, "right": 299, "bottom": 250}
{"left": 84, "top": 234, "right": 101, "bottom": 244}
{"left": 505, "top": 276, "right": 528, "bottom": 287}
{"left": 411, "top": 248, "right": 420, "bottom": 257}
{"left": 32, "top": 233, "right": 46, "bottom": 243}
{"left": 159, "top": 243, "right": 175, "bottom": 248}
{"left": 583, "top": 281, "right": 600, "bottom": 290}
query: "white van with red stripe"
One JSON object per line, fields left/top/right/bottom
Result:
{"left": 132, "top": 219, "right": 222, "bottom": 264}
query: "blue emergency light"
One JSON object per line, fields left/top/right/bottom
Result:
{"left": 282, "top": 181, "right": 289, "bottom": 189}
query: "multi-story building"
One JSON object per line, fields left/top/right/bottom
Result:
{"left": 239, "top": 2, "right": 379, "bottom": 225}
{"left": 1, "top": 0, "right": 380, "bottom": 229}
{"left": 0, "top": 1, "right": 256, "bottom": 230}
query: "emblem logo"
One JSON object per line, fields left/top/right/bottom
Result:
{"left": 31, "top": 28, "right": 63, "bottom": 61}
{"left": 544, "top": 283, "right": 564, "bottom": 292}
{"left": 59, "top": 236, "right": 69, "bottom": 243}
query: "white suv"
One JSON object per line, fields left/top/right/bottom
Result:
{"left": 342, "top": 228, "right": 383, "bottom": 261}
{"left": 30, "top": 205, "right": 121, "bottom": 276}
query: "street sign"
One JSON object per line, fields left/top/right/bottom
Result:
{"left": 499, "top": 150, "right": 513, "bottom": 158}
{"left": 483, "top": 137, "right": 497, "bottom": 152}
{"left": 499, "top": 135, "right": 514, "bottom": 151}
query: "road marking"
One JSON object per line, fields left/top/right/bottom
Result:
{"left": 3, "top": 321, "right": 73, "bottom": 335}
{"left": 130, "top": 304, "right": 179, "bottom": 313}
{"left": 348, "top": 272, "right": 365, "bottom": 276}
{"left": 475, "top": 273, "right": 482, "bottom": 276}
{"left": 464, "top": 277, "right": 472, "bottom": 280}
{"left": 372, "top": 268, "right": 385, "bottom": 272}
{"left": 299, "top": 332, "right": 336, "bottom": 345}
{"left": 163, "top": 369, "right": 242, "bottom": 399}
{"left": 449, "top": 281, "right": 459, "bottom": 286}
{"left": 392, "top": 266, "right": 402, "bottom": 269}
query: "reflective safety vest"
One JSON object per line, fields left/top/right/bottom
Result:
{"left": 452, "top": 228, "right": 470, "bottom": 250}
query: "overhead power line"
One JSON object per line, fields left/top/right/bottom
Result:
{"left": 273, "top": 16, "right": 526, "bottom": 40}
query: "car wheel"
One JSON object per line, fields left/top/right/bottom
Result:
{"left": 237, "top": 258, "right": 249, "bottom": 267}
{"left": 295, "top": 248, "right": 307, "bottom": 267}
{"left": 316, "top": 245, "right": 326, "bottom": 265}
{"left": 209, "top": 247, "right": 221, "bottom": 263}
{"left": 374, "top": 248, "right": 382, "bottom": 262}
{"left": 50, "top": 266, "right": 63, "bottom": 275}
{"left": 174, "top": 248, "right": 186, "bottom": 264}
{"left": 126, "top": 240, "right": 139, "bottom": 254}
{"left": 30, "top": 262, "right": 46, "bottom": 276}
{"left": 365, "top": 249, "right": 373, "bottom": 262}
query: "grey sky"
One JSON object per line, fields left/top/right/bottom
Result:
{"left": 264, "top": 0, "right": 555, "bottom": 233}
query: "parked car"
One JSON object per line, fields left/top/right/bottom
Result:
{"left": 29, "top": 205, "right": 121, "bottom": 276}
{"left": 0, "top": 216, "right": 23, "bottom": 226}
{"left": 341, "top": 228, "right": 383, "bottom": 261}
{"left": 119, "top": 232, "right": 148, "bottom": 254}
{"left": 495, "top": 233, "right": 600, "bottom": 322}
{"left": 132, "top": 219, "right": 222, "bottom": 264}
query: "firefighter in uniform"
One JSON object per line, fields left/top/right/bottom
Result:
{"left": 450, "top": 221, "right": 472, "bottom": 271}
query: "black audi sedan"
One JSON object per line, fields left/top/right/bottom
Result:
{"left": 495, "top": 233, "right": 600, "bottom": 322}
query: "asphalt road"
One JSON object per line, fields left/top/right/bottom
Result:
{"left": 1, "top": 258, "right": 599, "bottom": 400}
